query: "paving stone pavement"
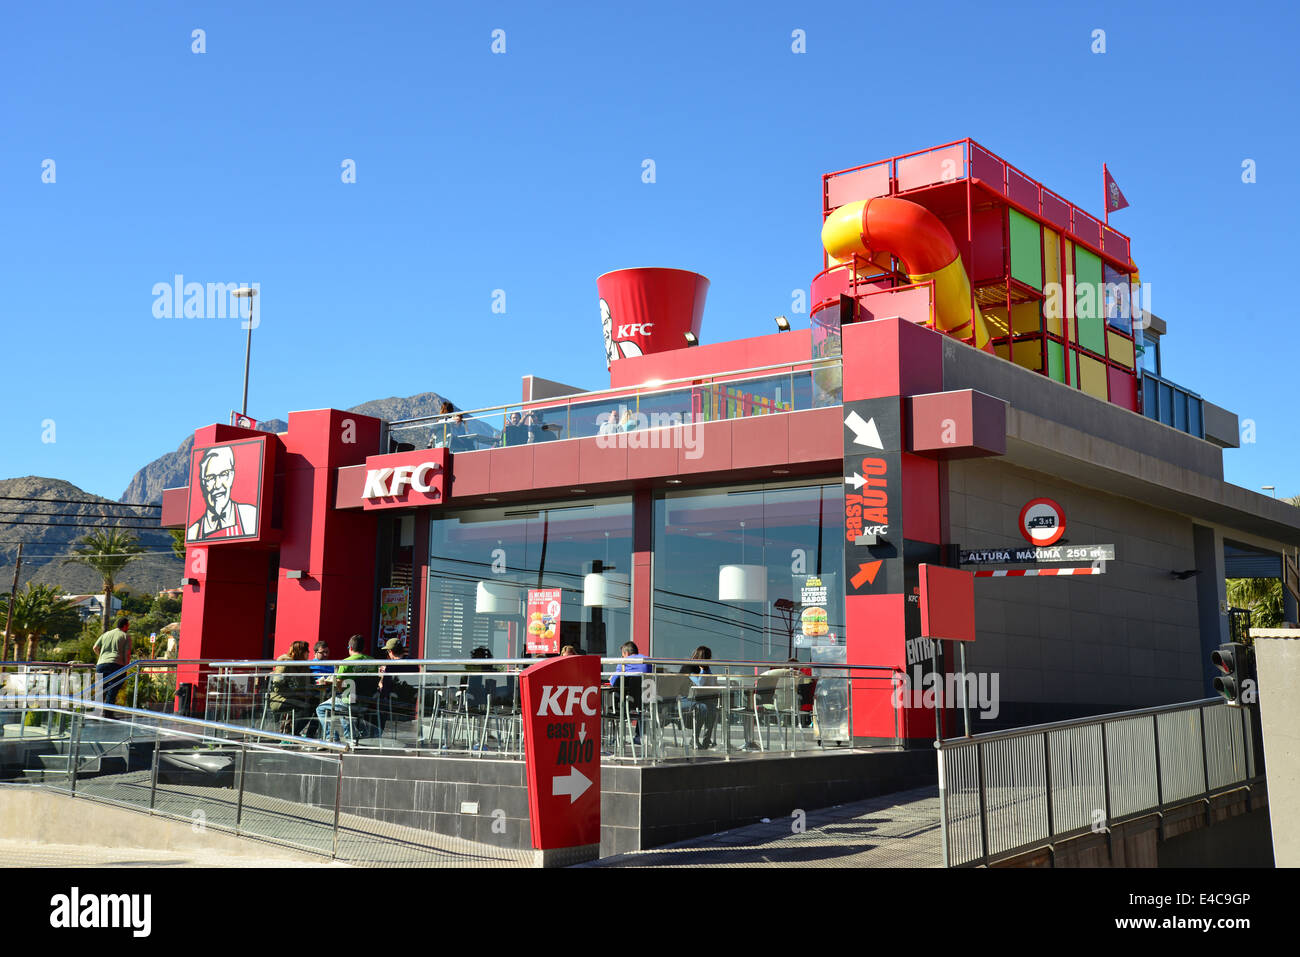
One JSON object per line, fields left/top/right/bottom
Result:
{"left": 583, "top": 786, "right": 943, "bottom": 867}
{"left": 0, "top": 839, "right": 345, "bottom": 868}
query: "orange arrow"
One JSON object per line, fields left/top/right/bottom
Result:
{"left": 851, "top": 560, "right": 883, "bottom": 589}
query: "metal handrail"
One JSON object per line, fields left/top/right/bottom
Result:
{"left": 937, "top": 697, "right": 1259, "bottom": 867}
{"left": 935, "top": 696, "right": 1226, "bottom": 748}
{"left": 13, "top": 696, "right": 348, "bottom": 751}
{"left": 387, "top": 357, "right": 842, "bottom": 428}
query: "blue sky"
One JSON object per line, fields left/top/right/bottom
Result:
{"left": 1, "top": 0, "right": 1296, "bottom": 501}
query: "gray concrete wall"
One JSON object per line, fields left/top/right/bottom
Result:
{"left": 1254, "top": 634, "right": 1300, "bottom": 867}
{"left": 948, "top": 457, "right": 1205, "bottom": 726}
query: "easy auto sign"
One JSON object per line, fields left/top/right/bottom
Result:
{"left": 521, "top": 654, "right": 601, "bottom": 853}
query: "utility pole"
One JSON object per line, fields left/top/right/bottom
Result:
{"left": 3, "top": 542, "right": 22, "bottom": 661}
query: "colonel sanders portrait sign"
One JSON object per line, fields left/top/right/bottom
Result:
{"left": 186, "top": 439, "right": 266, "bottom": 543}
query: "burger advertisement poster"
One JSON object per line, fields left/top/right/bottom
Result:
{"left": 795, "top": 575, "right": 835, "bottom": 646}
{"left": 526, "top": 588, "right": 562, "bottom": 655}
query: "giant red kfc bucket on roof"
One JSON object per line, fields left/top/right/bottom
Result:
{"left": 597, "top": 267, "right": 709, "bottom": 368}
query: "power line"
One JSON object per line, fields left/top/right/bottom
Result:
{"left": 0, "top": 495, "right": 160, "bottom": 509}
{"left": 0, "top": 519, "right": 166, "bottom": 531}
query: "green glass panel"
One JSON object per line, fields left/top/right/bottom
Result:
{"left": 1047, "top": 339, "right": 1065, "bottom": 382}
{"left": 1078, "top": 314, "right": 1106, "bottom": 355}
{"left": 1074, "top": 246, "right": 1103, "bottom": 319}
{"left": 1008, "top": 209, "right": 1042, "bottom": 290}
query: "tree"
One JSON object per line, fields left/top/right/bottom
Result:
{"left": 1225, "top": 494, "right": 1299, "bottom": 632}
{"left": 169, "top": 528, "right": 186, "bottom": 562}
{"left": 0, "top": 584, "right": 78, "bottom": 661}
{"left": 63, "top": 529, "right": 145, "bottom": 630}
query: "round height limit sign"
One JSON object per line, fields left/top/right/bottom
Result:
{"left": 1019, "top": 498, "right": 1066, "bottom": 546}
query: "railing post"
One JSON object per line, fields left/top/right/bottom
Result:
{"left": 1152, "top": 713, "right": 1163, "bottom": 809}
{"left": 148, "top": 726, "right": 161, "bottom": 812}
{"left": 68, "top": 710, "right": 82, "bottom": 795}
{"left": 1042, "top": 730, "right": 1054, "bottom": 842}
{"left": 936, "top": 743, "right": 950, "bottom": 868}
{"left": 975, "top": 741, "right": 990, "bottom": 864}
{"left": 332, "top": 756, "right": 344, "bottom": 860}
{"left": 1100, "top": 721, "right": 1112, "bottom": 832}
{"left": 235, "top": 742, "right": 247, "bottom": 833}
{"left": 416, "top": 665, "right": 426, "bottom": 756}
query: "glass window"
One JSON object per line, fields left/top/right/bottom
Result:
{"left": 426, "top": 497, "right": 633, "bottom": 659}
{"left": 652, "top": 482, "right": 845, "bottom": 663}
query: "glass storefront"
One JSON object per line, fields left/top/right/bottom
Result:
{"left": 652, "top": 481, "right": 845, "bottom": 662}
{"left": 426, "top": 497, "right": 633, "bottom": 658}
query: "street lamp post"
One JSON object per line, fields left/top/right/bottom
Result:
{"left": 233, "top": 287, "right": 258, "bottom": 417}
{"left": 1263, "top": 486, "right": 1276, "bottom": 498}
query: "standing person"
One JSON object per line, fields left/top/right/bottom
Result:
{"left": 92, "top": 617, "right": 131, "bottom": 708}
{"left": 427, "top": 401, "right": 455, "bottom": 449}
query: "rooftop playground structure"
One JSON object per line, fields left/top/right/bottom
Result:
{"left": 812, "top": 139, "right": 1143, "bottom": 411}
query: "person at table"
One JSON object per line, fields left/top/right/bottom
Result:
{"left": 377, "top": 637, "right": 419, "bottom": 728}
{"left": 608, "top": 641, "right": 651, "bottom": 746}
{"left": 527, "top": 410, "right": 558, "bottom": 442}
{"left": 679, "top": 646, "right": 718, "bottom": 749}
{"left": 501, "top": 411, "right": 529, "bottom": 447}
{"left": 427, "top": 401, "right": 455, "bottom": 449}
{"left": 315, "top": 635, "right": 373, "bottom": 742}
{"left": 268, "top": 640, "right": 314, "bottom": 736}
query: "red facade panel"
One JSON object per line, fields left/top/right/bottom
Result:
{"left": 730, "top": 414, "right": 790, "bottom": 470}
{"left": 786, "top": 408, "right": 842, "bottom": 464}
{"left": 1006, "top": 166, "right": 1039, "bottom": 213}
{"left": 677, "top": 419, "right": 732, "bottom": 475}
{"left": 1107, "top": 366, "right": 1138, "bottom": 411}
{"left": 531, "top": 436, "right": 581, "bottom": 488}
{"left": 577, "top": 436, "right": 629, "bottom": 486}
{"left": 896, "top": 144, "right": 964, "bottom": 193}
{"left": 625, "top": 435, "right": 680, "bottom": 480}
{"left": 901, "top": 454, "right": 942, "bottom": 545}
{"left": 968, "top": 143, "right": 1004, "bottom": 194}
{"left": 449, "top": 450, "right": 490, "bottom": 498}
{"left": 1072, "top": 210, "right": 1102, "bottom": 251}
{"left": 488, "top": 445, "right": 535, "bottom": 494}
{"left": 1041, "top": 190, "right": 1072, "bottom": 232}
{"left": 608, "top": 330, "right": 810, "bottom": 389}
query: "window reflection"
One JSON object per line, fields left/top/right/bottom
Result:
{"left": 427, "top": 498, "right": 633, "bottom": 659}
{"left": 652, "top": 482, "right": 845, "bottom": 663}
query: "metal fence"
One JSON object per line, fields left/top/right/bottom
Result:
{"left": 1, "top": 698, "right": 533, "bottom": 866}
{"left": 937, "top": 698, "right": 1258, "bottom": 867}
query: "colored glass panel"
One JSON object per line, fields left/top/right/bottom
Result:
{"left": 1009, "top": 209, "right": 1043, "bottom": 290}
{"left": 1078, "top": 353, "right": 1108, "bottom": 399}
{"left": 1047, "top": 338, "right": 1065, "bottom": 382}
{"left": 1075, "top": 246, "right": 1103, "bottom": 319}
{"left": 1043, "top": 229, "right": 1062, "bottom": 337}
{"left": 1107, "top": 330, "right": 1135, "bottom": 369}
{"left": 1012, "top": 301, "right": 1041, "bottom": 335}
{"left": 992, "top": 337, "right": 1042, "bottom": 372}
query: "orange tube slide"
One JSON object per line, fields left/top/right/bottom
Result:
{"left": 821, "top": 196, "right": 992, "bottom": 352}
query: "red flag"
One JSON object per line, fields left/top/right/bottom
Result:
{"left": 1104, "top": 166, "right": 1129, "bottom": 213}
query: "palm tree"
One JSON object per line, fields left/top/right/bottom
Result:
{"left": 63, "top": 529, "right": 145, "bottom": 631}
{"left": 0, "top": 584, "right": 77, "bottom": 661}
{"left": 169, "top": 527, "right": 186, "bottom": 562}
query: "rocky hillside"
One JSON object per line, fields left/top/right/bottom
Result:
{"left": 0, "top": 476, "right": 181, "bottom": 598}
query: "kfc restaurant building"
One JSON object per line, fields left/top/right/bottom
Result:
{"left": 162, "top": 145, "right": 1300, "bottom": 745}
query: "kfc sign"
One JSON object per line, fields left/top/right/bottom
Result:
{"left": 597, "top": 267, "right": 708, "bottom": 368}
{"left": 186, "top": 437, "right": 272, "bottom": 544}
{"left": 359, "top": 448, "right": 448, "bottom": 511}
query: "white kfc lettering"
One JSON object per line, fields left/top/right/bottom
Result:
{"left": 363, "top": 461, "right": 441, "bottom": 499}
{"left": 389, "top": 466, "right": 415, "bottom": 496}
{"left": 537, "top": 685, "right": 567, "bottom": 716}
{"left": 362, "top": 468, "right": 394, "bottom": 498}
{"left": 536, "top": 684, "right": 598, "bottom": 716}
{"left": 411, "top": 463, "right": 438, "bottom": 493}
{"left": 616, "top": 322, "right": 654, "bottom": 338}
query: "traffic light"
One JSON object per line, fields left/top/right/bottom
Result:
{"left": 1211, "top": 642, "right": 1250, "bottom": 706}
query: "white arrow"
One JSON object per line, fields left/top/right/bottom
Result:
{"left": 844, "top": 472, "right": 866, "bottom": 490}
{"left": 844, "top": 410, "right": 884, "bottom": 449}
{"left": 552, "top": 767, "right": 592, "bottom": 804}
{"left": 578, "top": 725, "right": 587, "bottom": 744}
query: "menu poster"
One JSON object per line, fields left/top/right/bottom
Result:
{"left": 526, "top": 588, "right": 562, "bottom": 655}
{"left": 379, "top": 587, "right": 409, "bottom": 653}
{"left": 793, "top": 574, "right": 836, "bottom": 647}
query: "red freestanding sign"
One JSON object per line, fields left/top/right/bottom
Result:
{"left": 521, "top": 655, "right": 602, "bottom": 856}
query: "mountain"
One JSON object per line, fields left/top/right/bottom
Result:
{"left": 0, "top": 476, "right": 181, "bottom": 599}
{"left": 117, "top": 391, "right": 474, "bottom": 504}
